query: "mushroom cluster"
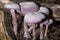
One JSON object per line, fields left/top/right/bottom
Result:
{"left": 1, "top": 1, "right": 53, "bottom": 40}
{"left": 24, "top": 6, "right": 53, "bottom": 40}
{"left": 3, "top": 1, "right": 40, "bottom": 37}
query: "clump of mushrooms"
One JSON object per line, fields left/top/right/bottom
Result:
{"left": 3, "top": 1, "right": 40, "bottom": 37}
{"left": 23, "top": 6, "right": 53, "bottom": 40}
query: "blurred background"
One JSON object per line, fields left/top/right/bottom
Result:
{"left": 0, "top": 0, "right": 60, "bottom": 40}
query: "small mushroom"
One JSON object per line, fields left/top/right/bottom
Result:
{"left": 39, "top": 7, "right": 49, "bottom": 40}
{"left": 4, "top": 2, "right": 20, "bottom": 36}
{"left": 42, "top": 19, "right": 53, "bottom": 38}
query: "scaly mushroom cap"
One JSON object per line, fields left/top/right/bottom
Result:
{"left": 24, "top": 12, "right": 45, "bottom": 24}
{"left": 19, "top": 2, "right": 39, "bottom": 15}
{"left": 4, "top": 2, "right": 20, "bottom": 10}
{"left": 39, "top": 7, "right": 49, "bottom": 15}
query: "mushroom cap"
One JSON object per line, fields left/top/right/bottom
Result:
{"left": 43, "top": 19, "right": 53, "bottom": 25}
{"left": 4, "top": 2, "right": 20, "bottom": 10}
{"left": 24, "top": 12, "right": 45, "bottom": 24}
{"left": 19, "top": 2, "right": 39, "bottom": 15}
{"left": 39, "top": 7, "right": 49, "bottom": 15}
{"left": 42, "top": 19, "right": 49, "bottom": 25}
{"left": 48, "top": 19, "right": 53, "bottom": 25}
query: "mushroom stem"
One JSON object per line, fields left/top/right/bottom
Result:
{"left": 10, "top": 9, "right": 17, "bottom": 36}
{"left": 40, "top": 24, "right": 43, "bottom": 40}
{"left": 28, "top": 24, "right": 37, "bottom": 32}
{"left": 28, "top": 26, "right": 33, "bottom": 32}
{"left": 24, "top": 22, "right": 31, "bottom": 38}
{"left": 32, "top": 24, "right": 36, "bottom": 40}
{"left": 44, "top": 25, "right": 48, "bottom": 37}
{"left": 24, "top": 22, "right": 28, "bottom": 33}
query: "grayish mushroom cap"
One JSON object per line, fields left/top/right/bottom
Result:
{"left": 19, "top": 2, "right": 39, "bottom": 15}
{"left": 24, "top": 12, "right": 45, "bottom": 24}
{"left": 43, "top": 19, "right": 53, "bottom": 25}
{"left": 4, "top": 2, "right": 20, "bottom": 10}
{"left": 39, "top": 7, "right": 49, "bottom": 15}
{"left": 19, "top": 2, "right": 39, "bottom": 7}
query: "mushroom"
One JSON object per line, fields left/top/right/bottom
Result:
{"left": 42, "top": 19, "right": 53, "bottom": 37}
{"left": 4, "top": 2, "right": 20, "bottom": 36}
{"left": 39, "top": 7, "right": 49, "bottom": 40}
{"left": 19, "top": 2, "right": 39, "bottom": 16}
{"left": 24, "top": 11, "right": 45, "bottom": 40}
